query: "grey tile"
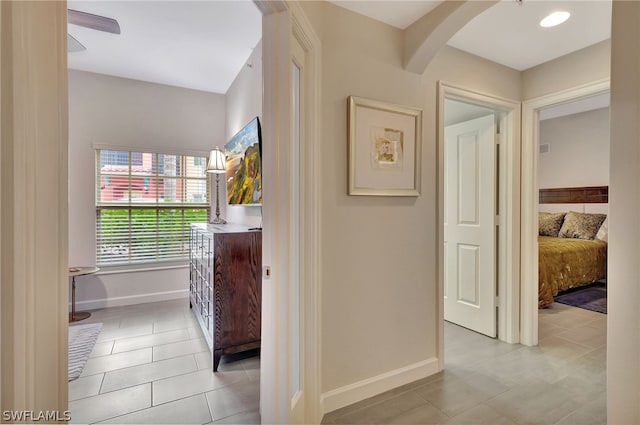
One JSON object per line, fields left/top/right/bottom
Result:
{"left": 116, "top": 314, "right": 155, "bottom": 330}
{"left": 195, "top": 351, "right": 213, "bottom": 370}
{"left": 153, "top": 367, "right": 248, "bottom": 405}
{"left": 80, "top": 348, "right": 153, "bottom": 377}
{"left": 538, "top": 307, "right": 602, "bottom": 331}
{"left": 97, "top": 324, "right": 154, "bottom": 343}
{"left": 153, "top": 316, "right": 199, "bottom": 333}
{"left": 445, "top": 337, "right": 521, "bottom": 369}
{"left": 333, "top": 390, "right": 427, "bottom": 424}
{"left": 471, "top": 347, "right": 570, "bottom": 387}
{"left": 442, "top": 403, "right": 517, "bottom": 425}
{"left": 323, "top": 373, "right": 446, "bottom": 425}
{"left": 378, "top": 402, "right": 449, "bottom": 424}
{"left": 188, "top": 326, "right": 204, "bottom": 339}
{"left": 415, "top": 371, "right": 510, "bottom": 417}
{"left": 69, "top": 383, "right": 151, "bottom": 424}
{"left": 556, "top": 325, "right": 607, "bottom": 349}
{"left": 585, "top": 317, "right": 607, "bottom": 332}
{"left": 555, "top": 391, "right": 606, "bottom": 425}
{"left": 577, "top": 345, "right": 606, "bottom": 367}
{"left": 85, "top": 317, "right": 121, "bottom": 332}
{"left": 112, "top": 329, "right": 191, "bottom": 354}
{"left": 218, "top": 354, "right": 252, "bottom": 372}
{"left": 101, "top": 354, "right": 198, "bottom": 393}
{"left": 327, "top": 307, "right": 606, "bottom": 425}
{"left": 211, "top": 409, "right": 261, "bottom": 424}
{"left": 241, "top": 356, "right": 260, "bottom": 382}
{"left": 536, "top": 335, "right": 594, "bottom": 361}
{"left": 206, "top": 379, "right": 260, "bottom": 420}
{"left": 538, "top": 321, "right": 562, "bottom": 341}
{"left": 119, "top": 311, "right": 188, "bottom": 329}
{"left": 486, "top": 380, "right": 583, "bottom": 425}
{"left": 68, "top": 374, "right": 104, "bottom": 401}
{"left": 90, "top": 341, "right": 114, "bottom": 358}
{"left": 152, "top": 338, "right": 209, "bottom": 361}
{"left": 98, "top": 393, "right": 212, "bottom": 424}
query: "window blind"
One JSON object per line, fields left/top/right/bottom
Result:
{"left": 96, "top": 149, "right": 210, "bottom": 266}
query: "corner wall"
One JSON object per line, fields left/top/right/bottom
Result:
{"left": 608, "top": 1, "right": 640, "bottom": 422}
{"left": 68, "top": 70, "right": 226, "bottom": 307}
{"left": 302, "top": 1, "right": 520, "bottom": 410}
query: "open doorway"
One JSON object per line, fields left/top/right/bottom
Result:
{"left": 437, "top": 83, "right": 521, "bottom": 367}
{"left": 535, "top": 91, "right": 610, "bottom": 357}
{"left": 520, "top": 81, "right": 610, "bottom": 346}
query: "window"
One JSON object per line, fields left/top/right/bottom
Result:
{"left": 96, "top": 149, "right": 210, "bottom": 266}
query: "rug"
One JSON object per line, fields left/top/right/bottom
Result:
{"left": 68, "top": 322, "right": 102, "bottom": 381}
{"left": 555, "top": 284, "right": 607, "bottom": 314}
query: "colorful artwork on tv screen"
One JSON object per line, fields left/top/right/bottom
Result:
{"left": 224, "top": 117, "right": 262, "bottom": 205}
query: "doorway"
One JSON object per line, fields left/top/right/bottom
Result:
{"left": 520, "top": 80, "right": 610, "bottom": 346}
{"left": 437, "top": 83, "right": 521, "bottom": 366}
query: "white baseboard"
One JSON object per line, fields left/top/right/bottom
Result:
{"left": 320, "top": 357, "right": 440, "bottom": 415}
{"left": 72, "top": 289, "right": 189, "bottom": 310}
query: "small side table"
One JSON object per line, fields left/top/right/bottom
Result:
{"left": 69, "top": 266, "right": 99, "bottom": 323}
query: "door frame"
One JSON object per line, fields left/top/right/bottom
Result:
{"left": 1, "top": 0, "right": 70, "bottom": 413}
{"left": 437, "top": 82, "right": 521, "bottom": 366}
{"left": 520, "top": 79, "right": 610, "bottom": 346}
{"left": 258, "top": 2, "right": 323, "bottom": 423}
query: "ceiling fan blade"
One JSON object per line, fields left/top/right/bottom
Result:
{"left": 68, "top": 9, "right": 121, "bottom": 34}
{"left": 67, "top": 34, "right": 86, "bottom": 52}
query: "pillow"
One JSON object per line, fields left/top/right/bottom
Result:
{"left": 596, "top": 216, "right": 608, "bottom": 242}
{"left": 559, "top": 211, "right": 607, "bottom": 240}
{"left": 539, "top": 212, "right": 566, "bottom": 236}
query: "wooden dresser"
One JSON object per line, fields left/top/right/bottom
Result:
{"left": 189, "top": 223, "right": 261, "bottom": 371}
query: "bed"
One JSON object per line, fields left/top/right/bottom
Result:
{"left": 538, "top": 236, "right": 607, "bottom": 307}
{"left": 538, "top": 186, "right": 608, "bottom": 308}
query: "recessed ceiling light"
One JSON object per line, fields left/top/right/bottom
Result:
{"left": 540, "top": 11, "right": 571, "bottom": 28}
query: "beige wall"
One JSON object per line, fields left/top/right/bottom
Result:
{"left": 538, "top": 108, "right": 610, "bottom": 189}
{"left": 68, "top": 70, "right": 226, "bottom": 307}
{"left": 522, "top": 40, "right": 610, "bottom": 100}
{"left": 608, "top": 1, "right": 640, "bottom": 423}
{"left": 224, "top": 39, "right": 263, "bottom": 227}
{"left": 304, "top": 1, "right": 520, "bottom": 394}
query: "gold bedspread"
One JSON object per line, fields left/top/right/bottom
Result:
{"left": 538, "top": 236, "right": 607, "bottom": 308}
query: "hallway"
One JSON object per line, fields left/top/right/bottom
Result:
{"left": 322, "top": 303, "right": 606, "bottom": 425}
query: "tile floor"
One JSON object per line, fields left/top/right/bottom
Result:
{"left": 70, "top": 299, "right": 605, "bottom": 425}
{"left": 322, "top": 303, "right": 606, "bottom": 425}
{"left": 68, "top": 298, "right": 260, "bottom": 424}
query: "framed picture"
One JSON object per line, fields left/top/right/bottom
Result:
{"left": 348, "top": 96, "right": 422, "bottom": 196}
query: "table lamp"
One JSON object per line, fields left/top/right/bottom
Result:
{"left": 207, "top": 147, "right": 227, "bottom": 224}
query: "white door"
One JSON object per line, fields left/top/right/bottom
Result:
{"left": 444, "top": 114, "right": 497, "bottom": 337}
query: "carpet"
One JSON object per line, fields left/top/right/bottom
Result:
{"left": 555, "top": 284, "right": 607, "bottom": 314}
{"left": 68, "top": 322, "right": 102, "bottom": 381}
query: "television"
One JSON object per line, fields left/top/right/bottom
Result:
{"left": 224, "top": 117, "right": 262, "bottom": 205}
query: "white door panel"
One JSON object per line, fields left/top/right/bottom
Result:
{"left": 444, "top": 114, "right": 496, "bottom": 337}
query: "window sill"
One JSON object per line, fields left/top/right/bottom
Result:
{"left": 96, "top": 263, "right": 189, "bottom": 275}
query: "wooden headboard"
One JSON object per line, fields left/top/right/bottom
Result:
{"left": 539, "top": 186, "right": 608, "bottom": 204}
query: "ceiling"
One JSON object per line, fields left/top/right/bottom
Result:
{"left": 67, "top": 0, "right": 611, "bottom": 94}
{"left": 67, "top": 1, "right": 262, "bottom": 94}
{"left": 329, "top": 0, "right": 611, "bottom": 71}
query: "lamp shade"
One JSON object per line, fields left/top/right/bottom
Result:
{"left": 207, "top": 147, "right": 226, "bottom": 174}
